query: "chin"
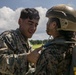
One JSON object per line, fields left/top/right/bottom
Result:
{"left": 28, "top": 35, "right": 33, "bottom": 38}
{"left": 47, "top": 32, "right": 50, "bottom": 35}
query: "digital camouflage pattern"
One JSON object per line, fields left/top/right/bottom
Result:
{"left": 0, "top": 28, "right": 32, "bottom": 75}
{"left": 34, "top": 37, "right": 72, "bottom": 75}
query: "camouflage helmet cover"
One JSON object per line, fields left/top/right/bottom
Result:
{"left": 46, "top": 4, "right": 76, "bottom": 31}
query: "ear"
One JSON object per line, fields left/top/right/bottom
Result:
{"left": 18, "top": 18, "right": 22, "bottom": 26}
{"left": 51, "top": 21, "right": 57, "bottom": 28}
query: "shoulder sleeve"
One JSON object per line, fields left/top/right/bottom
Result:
{"left": 0, "top": 31, "right": 27, "bottom": 75}
{"left": 0, "top": 31, "right": 17, "bottom": 51}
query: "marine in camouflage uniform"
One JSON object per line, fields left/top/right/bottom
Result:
{"left": 0, "top": 29, "right": 32, "bottom": 75}
{"left": 34, "top": 37, "right": 73, "bottom": 75}
{"left": 34, "top": 4, "right": 76, "bottom": 75}
{"left": 0, "top": 8, "right": 40, "bottom": 75}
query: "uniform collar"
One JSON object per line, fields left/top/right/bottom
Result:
{"left": 16, "top": 28, "right": 29, "bottom": 45}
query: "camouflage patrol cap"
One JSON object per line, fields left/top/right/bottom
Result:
{"left": 46, "top": 4, "right": 76, "bottom": 31}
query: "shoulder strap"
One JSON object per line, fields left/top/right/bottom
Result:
{"left": 43, "top": 38, "right": 76, "bottom": 48}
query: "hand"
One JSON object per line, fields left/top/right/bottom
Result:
{"left": 27, "top": 47, "right": 42, "bottom": 64}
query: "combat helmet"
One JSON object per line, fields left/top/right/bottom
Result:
{"left": 46, "top": 4, "right": 76, "bottom": 31}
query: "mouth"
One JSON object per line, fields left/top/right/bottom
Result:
{"left": 46, "top": 29, "right": 49, "bottom": 32}
{"left": 46, "top": 29, "right": 49, "bottom": 33}
{"left": 46, "top": 28, "right": 51, "bottom": 32}
{"left": 28, "top": 30, "right": 35, "bottom": 35}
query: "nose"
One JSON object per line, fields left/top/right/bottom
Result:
{"left": 31, "top": 25, "right": 37, "bottom": 31}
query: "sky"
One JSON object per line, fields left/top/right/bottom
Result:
{"left": 0, "top": 0, "right": 76, "bottom": 40}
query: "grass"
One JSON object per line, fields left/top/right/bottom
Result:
{"left": 32, "top": 44, "right": 42, "bottom": 49}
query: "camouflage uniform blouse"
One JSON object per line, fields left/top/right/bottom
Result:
{"left": 34, "top": 37, "right": 72, "bottom": 75}
{"left": 0, "top": 28, "right": 32, "bottom": 75}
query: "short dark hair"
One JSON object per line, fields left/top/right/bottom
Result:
{"left": 20, "top": 8, "right": 40, "bottom": 20}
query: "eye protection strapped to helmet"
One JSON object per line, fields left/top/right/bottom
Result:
{"left": 46, "top": 4, "right": 76, "bottom": 31}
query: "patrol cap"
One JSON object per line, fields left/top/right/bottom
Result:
{"left": 46, "top": 4, "right": 76, "bottom": 31}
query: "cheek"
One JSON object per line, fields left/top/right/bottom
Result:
{"left": 21, "top": 25, "right": 28, "bottom": 33}
{"left": 49, "top": 25, "right": 54, "bottom": 30}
